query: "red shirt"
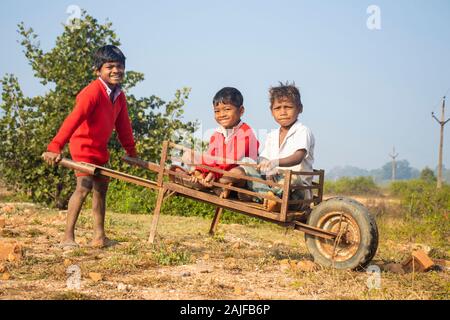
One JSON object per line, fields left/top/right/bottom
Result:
{"left": 197, "top": 122, "right": 259, "bottom": 180}
{"left": 47, "top": 79, "right": 136, "bottom": 165}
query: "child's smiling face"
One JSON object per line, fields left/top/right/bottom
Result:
{"left": 96, "top": 61, "right": 125, "bottom": 87}
{"left": 271, "top": 97, "right": 301, "bottom": 128}
{"left": 214, "top": 102, "right": 244, "bottom": 129}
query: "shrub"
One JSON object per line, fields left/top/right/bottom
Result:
{"left": 389, "top": 180, "right": 450, "bottom": 217}
{"left": 388, "top": 180, "right": 450, "bottom": 249}
{"left": 324, "top": 176, "right": 381, "bottom": 196}
{"left": 0, "top": 11, "right": 196, "bottom": 209}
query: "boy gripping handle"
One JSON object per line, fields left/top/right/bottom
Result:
{"left": 42, "top": 45, "right": 137, "bottom": 249}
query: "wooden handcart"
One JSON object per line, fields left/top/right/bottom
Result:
{"left": 56, "top": 140, "right": 379, "bottom": 270}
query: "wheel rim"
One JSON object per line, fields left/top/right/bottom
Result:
{"left": 314, "top": 211, "right": 361, "bottom": 263}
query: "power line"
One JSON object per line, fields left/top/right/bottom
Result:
{"left": 431, "top": 96, "right": 450, "bottom": 188}
{"left": 430, "top": 87, "right": 450, "bottom": 114}
{"left": 389, "top": 146, "right": 399, "bottom": 181}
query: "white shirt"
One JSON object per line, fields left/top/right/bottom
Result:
{"left": 260, "top": 121, "right": 315, "bottom": 186}
{"left": 98, "top": 77, "right": 122, "bottom": 103}
{"left": 215, "top": 121, "right": 244, "bottom": 144}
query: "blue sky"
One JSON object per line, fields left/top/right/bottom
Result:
{"left": 1, "top": 0, "right": 450, "bottom": 171}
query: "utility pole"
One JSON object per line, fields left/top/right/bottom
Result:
{"left": 432, "top": 96, "right": 450, "bottom": 189}
{"left": 389, "top": 147, "right": 399, "bottom": 181}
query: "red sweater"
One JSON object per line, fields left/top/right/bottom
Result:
{"left": 197, "top": 122, "right": 259, "bottom": 180}
{"left": 47, "top": 79, "right": 136, "bottom": 165}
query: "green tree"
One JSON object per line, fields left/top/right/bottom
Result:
{"left": 374, "top": 160, "right": 420, "bottom": 181}
{"left": 324, "top": 176, "right": 380, "bottom": 195}
{"left": 0, "top": 11, "right": 197, "bottom": 208}
{"left": 420, "top": 167, "right": 437, "bottom": 184}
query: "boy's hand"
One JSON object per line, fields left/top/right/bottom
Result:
{"left": 257, "top": 159, "right": 277, "bottom": 174}
{"left": 200, "top": 172, "right": 214, "bottom": 187}
{"left": 42, "top": 151, "right": 62, "bottom": 166}
{"left": 189, "top": 170, "right": 203, "bottom": 184}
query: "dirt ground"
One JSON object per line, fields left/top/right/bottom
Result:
{"left": 0, "top": 188, "right": 448, "bottom": 300}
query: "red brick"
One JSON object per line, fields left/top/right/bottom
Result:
{"left": 402, "top": 249, "right": 435, "bottom": 272}
{"left": 0, "top": 241, "right": 22, "bottom": 262}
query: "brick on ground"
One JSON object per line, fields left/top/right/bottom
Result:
{"left": 402, "top": 249, "right": 435, "bottom": 272}
{"left": 0, "top": 241, "right": 22, "bottom": 262}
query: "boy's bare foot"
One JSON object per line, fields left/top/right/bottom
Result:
{"left": 213, "top": 183, "right": 232, "bottom": 199}
{"left": 221, "top": 183, "right": 233, "bottom": 199}
{"left": 169, "top": 166, "right": 211, "bottom": 190}
{"left": 57, "top": 240, "right": 80, "bottom": 250}
{"left": 90, "top": 237, "right": 118, "bottom": 248}
{"left": 264, "top": 191, "right": 281, "bottom": 212}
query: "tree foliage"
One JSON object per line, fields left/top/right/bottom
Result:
{"left": 420, "top": 167, "right": 437, "bottom": 184}
{"left": 377, "top": 160, "right": 420, "bottom": 181}
{"left": 324, "top": 176, "right": 381, "bottom": 196}
{"left": 0, "top": 11, "right": 197, "bottom": 208}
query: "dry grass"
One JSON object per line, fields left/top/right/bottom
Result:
{"left": 0, "top": 196, "right": 448, "bottom": 300}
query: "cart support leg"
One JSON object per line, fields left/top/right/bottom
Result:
{"left": 148, "top": 187, "right": 166, "bottom": 243}
{"left": 209, "top": 207, "right": 224, "bottom": 235}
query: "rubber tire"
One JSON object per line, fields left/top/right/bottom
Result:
{"left": 305, "top": 197, "right": 378, "bottom": 270}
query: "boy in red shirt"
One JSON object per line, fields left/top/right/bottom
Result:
{"left": 42, "top": 45, "right": 137, "bottom": 249}
{"left": 179, "top": 87, "right": 259, "bottom": 195}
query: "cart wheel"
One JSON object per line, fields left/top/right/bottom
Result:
{"left": 305, "top": 197, "right": 378, "bottom": 270}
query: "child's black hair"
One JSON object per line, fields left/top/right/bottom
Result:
{"left": 269, "top": 81, "right": 303, "bottom": 110}
{"left": 93, "top": 45, "right": 126, "bottom": 70}
{"left": 213, "top": 87, "right": 243, "bottom": 108}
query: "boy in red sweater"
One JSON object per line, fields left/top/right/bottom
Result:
{"left": 42, "top": 45, "right": 137, "bottom": 249}
{"left": 178, "top": 87, "right": 259, "bottom": 196}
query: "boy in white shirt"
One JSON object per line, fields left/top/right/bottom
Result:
{"left": 241, "top": 82, "right": 315, "bottom": 212}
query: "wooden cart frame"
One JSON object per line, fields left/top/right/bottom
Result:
{"left": 55, "top": 140, "right": 379, "bottom": 270}
{"left": 59, "top": 140, "right": 338, "bottom": 244}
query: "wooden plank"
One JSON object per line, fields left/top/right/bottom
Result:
{"left": 318, "top": 170, "right": 325, "bottom": 202}
{"left": 209, "top": 207, "right": 224, "bottom": 235}
{"left": 59, "top": 159, "right": 98, "bottom": 175}
{"left": 280, "top": 170, "right": 292, "bottom": 222}
{"left": 226, "top": 198, "right": 263, "bottom": 210}
{"left": 148, "top": 141, "right": 169, "bottom": 243}
{"left": 157, "top": 141, "right": 169, "bottom": 187}
{"left": 290, "top": 171, "right": 323, "bottom": 176}
{"left": 224, "top": 197, "right": 308, "bottom": 221}
{"left": 122, "top": 156, "right": 160, "bottom": 173}
{"left": 164, "top": 182, "right": 281, "bottom": 221}
{"left": 293, "top": 221, "right": 338, "bottom": 240}
{"left": 148, "top": 187, "right": 166, "bottom": 243}
{"left": 94, "top": 168, "right": 158, "bottom": 190}
{"left": 290, "top": 185, "right": 320, "bottom": 190}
